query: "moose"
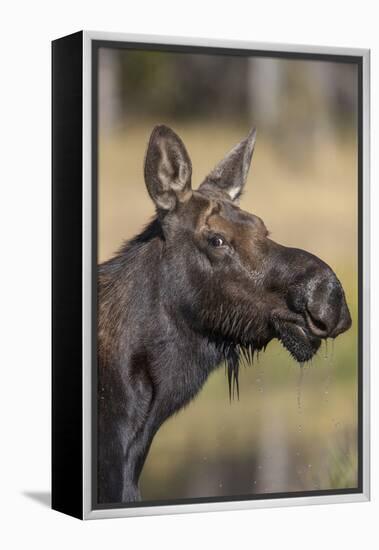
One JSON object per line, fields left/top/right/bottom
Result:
{"left": 98, "top": 125, "right": 351, "bottom": 504}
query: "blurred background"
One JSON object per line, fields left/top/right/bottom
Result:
{"left": 97, "top": 47, "right": 358, "bottom": 501}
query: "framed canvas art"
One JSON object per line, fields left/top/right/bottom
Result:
{"left": 52, "top": 31, "right": 370, "bottom": 519}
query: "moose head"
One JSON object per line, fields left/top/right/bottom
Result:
{"left": 144, "top": 125, "right": 352, "bottom": 386}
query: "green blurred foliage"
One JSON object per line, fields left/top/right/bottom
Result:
{"left": 117, "top": 50, "right": 249, "bottom": 120}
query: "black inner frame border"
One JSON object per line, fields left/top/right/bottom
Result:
{"left": 91, "top": 39, "right": 364, "bottom": 511}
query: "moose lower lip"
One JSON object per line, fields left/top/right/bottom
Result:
{"left": 295, "top": 325, "right": 307, "bottom": 337}
{"left": 283, "top": 321, "right": 309, "bottom": 340}
{"left": 293, "top": 323, "right": 320, "bottom": 345}
{"left": 278, "top": 325, "right": 321, "bottom": 362}
{"left": 272, "top": 318, "right": 308, "bottom": 340}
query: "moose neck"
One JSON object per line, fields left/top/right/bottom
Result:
{"left": 99, "top": 218, "right": 226, "bottom": 413}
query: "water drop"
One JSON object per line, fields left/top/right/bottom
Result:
{"left": 297, "top": 364, "right": 305, "bottom": 410}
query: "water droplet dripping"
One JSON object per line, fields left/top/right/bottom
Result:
{"left": 297, "top": 364, "right": 305, "bottom": 411}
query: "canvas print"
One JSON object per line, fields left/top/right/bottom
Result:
{"left": 95, "top": 45, "right": 360, "bottom": 506}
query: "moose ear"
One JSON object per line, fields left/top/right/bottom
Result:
{"left": 199, "top": 128, "right": 257, "bottom": 202}
{"left": 144, "top": 125, "right": 192, "bottom": 212}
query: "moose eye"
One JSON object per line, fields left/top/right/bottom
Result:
{"left": 209, "top": 235, "right": 225, "bottom": 248}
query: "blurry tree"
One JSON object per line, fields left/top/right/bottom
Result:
{"left": 99, "top": 48, "right": 123, "bottom": 134}
{"left": 117, "top": 50, "right": 250, "bottom": 121}
{"left": 99, "top": 47, "right": 358, "bottom": 165}
{"left": 247, "top": 58, "right": 357, "bottom": 165}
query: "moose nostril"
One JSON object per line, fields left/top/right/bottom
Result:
{"left": 305, "top": 308, "right": 330, "bottom": 338}
{"left": 309, "top": 314, "right": 327, "bottom": 333}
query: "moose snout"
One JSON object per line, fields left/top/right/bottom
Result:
{"left": 304, "top": 276, "right": 352, "bottom": 339}
{"left": 270, "top": 243, "right": 352, "bottom": 342}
